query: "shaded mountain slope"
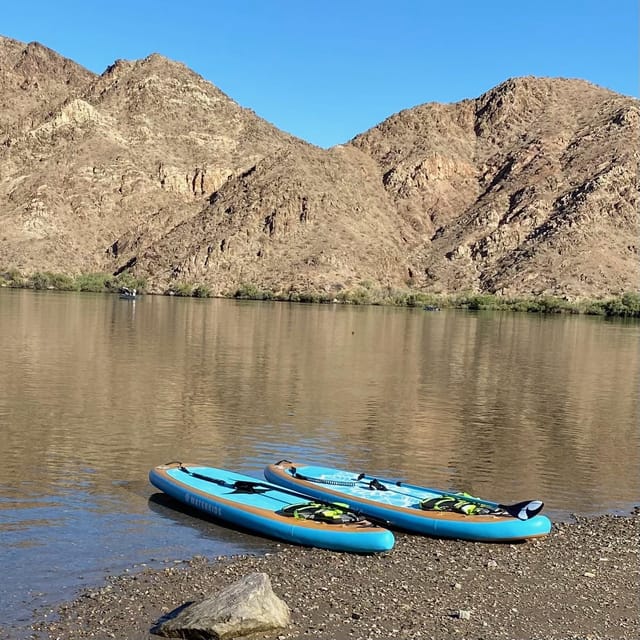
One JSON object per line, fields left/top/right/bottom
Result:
{"left": 134, "top": 143, "right": 408, "bottom": 295}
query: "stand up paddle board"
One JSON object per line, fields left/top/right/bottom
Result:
{"left": 149, "top": 462, "right": 394, "bottom": 553}
{"left": 264, "top": 460, "right": 552, "bottom": 542}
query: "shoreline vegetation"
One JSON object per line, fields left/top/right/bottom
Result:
{"left": 1, "top": 268, "right": 639, "bottom": 317}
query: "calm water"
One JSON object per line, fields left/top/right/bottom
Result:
{"left": 1, "top": 289, "right": 639, "bottom": 631}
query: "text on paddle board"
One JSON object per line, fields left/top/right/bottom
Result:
{"left": 185, "top": 493, "right": 222, "bottom": 516}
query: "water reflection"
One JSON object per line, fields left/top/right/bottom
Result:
{"left": 0, "top": 289, "right": 638, "bottom": 627}
{"left": 1, "top": 291, "right": 638, "bottom": 505}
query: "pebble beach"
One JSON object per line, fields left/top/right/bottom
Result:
{"left": 17, "top": 510, "right": 640, "bottom": 640}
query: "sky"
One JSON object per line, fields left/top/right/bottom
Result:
{"left": 2, "top": 0, "right": 638, "bottom": 148}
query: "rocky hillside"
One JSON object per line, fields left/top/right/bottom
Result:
{"left": 0, "top": 35, "right": 637, "bottom": 298}
{"left": 352, "top": 77, "right": 638, "bottom": 297}
{"left": 0, "top": 37, "right": 296, "bottom": 275}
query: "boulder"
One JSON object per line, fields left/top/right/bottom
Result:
{"left": 153, "top": 572, "right": 291, "bottom": 639}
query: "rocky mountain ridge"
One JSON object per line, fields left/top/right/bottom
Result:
{"left": 1, "top": 35, "right": 637, "bottom": 298}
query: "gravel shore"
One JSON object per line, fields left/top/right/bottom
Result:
{"left": 17, "top": 511, "right": 640, "bottom": 640}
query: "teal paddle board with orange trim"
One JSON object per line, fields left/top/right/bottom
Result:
{"left": 264, "top": 460, "right": 552, "bottom": 543}
{"left": 149, "top": 462, "right": 394, "bottom": 553}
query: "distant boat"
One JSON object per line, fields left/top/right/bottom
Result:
{"left": 119, "top": 287, "right": 137, "bottom": 300}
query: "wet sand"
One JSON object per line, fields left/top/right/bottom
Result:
{"left": 17, "top": 511, "right": 640, "bottom": 640}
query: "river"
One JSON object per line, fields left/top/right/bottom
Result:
{"left": 0, "top": 289, "right": 638, "bottom": 631}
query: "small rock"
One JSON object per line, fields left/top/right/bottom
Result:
{"left": 454, "top": 610, "right": 472, "bottom": 620}
{"left": 154, "top": 572, "right": 290, "bottom": 639}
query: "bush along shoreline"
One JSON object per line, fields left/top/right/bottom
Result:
{"left": 1, "top": 269, "right": 639, "bottom": 317}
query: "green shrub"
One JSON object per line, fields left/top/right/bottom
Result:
{"left": 621, "top": 292, "right": 640, "bottom": 315}
{"left": 2, "top": 267, "right": 25, "bottom": 287}
{"left": 536, "top": 296, "right": 574, "bottom": 314}
{"left": 382, "top": 290, "right": 406, "bottom": 306}
{"left": 603, "top": 292, "right": 640, "bottom": 317}
{"left": 29, "top": 272, "right": 54, "bottom": 290}
{"left": 297, "top": 291, "right": 334, "bottom": 303}
{"left": 336, "top": 288, "right": 373, "bottom": 305}
{"left": 233, "top": 283, "right": 276, "bottom": 300}
{"left": 27, "top": 271, "right": 74, "bottom": 290}
{"left": 49, "top": 273, "right": 76, "bottom": 290}
{"left": 234, "top": 283, "right": 261, "bottom": 299}
{"left": 171, "top": 283, "right": 194, "bottom": 297}
{"left": 297, "top": 291, "right": 320, "bottom": 303}
{"left": 461, "top": 293, "right": 501, "bottom": 310}
{"left": 192, "top": 284, "right": 211, "bottom": 298}
{"left": 110, "top": 273, "right": 146, "bottom": 293}
{"left": 505, "top": 298, "right": 539, "bottom": 312}
{"left": 75, "top": 273, "right": 110, "bottom": 292}
{"left": 581, "top": 301, "right": 607, "bottom": 316}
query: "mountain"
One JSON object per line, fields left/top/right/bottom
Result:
{"left": 351, "top": 77, "right": 639, "bottom": 297}
{"left": 1, "top": 35, "right": 637, "bottom": 299}
{"left": 0, "top": 37, "right": 296, "bottom": 275}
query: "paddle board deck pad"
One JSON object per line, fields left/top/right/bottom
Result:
{"left": 264, "top": 461, "right": 552, "bottom": 542}
{"left": 149, "top": 462, "right": 395, "bottom": 553}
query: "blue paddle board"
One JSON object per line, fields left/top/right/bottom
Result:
{"left": 149, "top": 462, "right": 395, "bottom": 553}
{"left": 264, "top": 461, "right": 552, "bottom": 542}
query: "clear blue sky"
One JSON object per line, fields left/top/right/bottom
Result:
{"left": 2, "top": 0, "right": 638, "bottom": 148}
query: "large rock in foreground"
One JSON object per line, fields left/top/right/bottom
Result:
{"left": 153, "top": 572, "right": 291, "bottom": 639}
